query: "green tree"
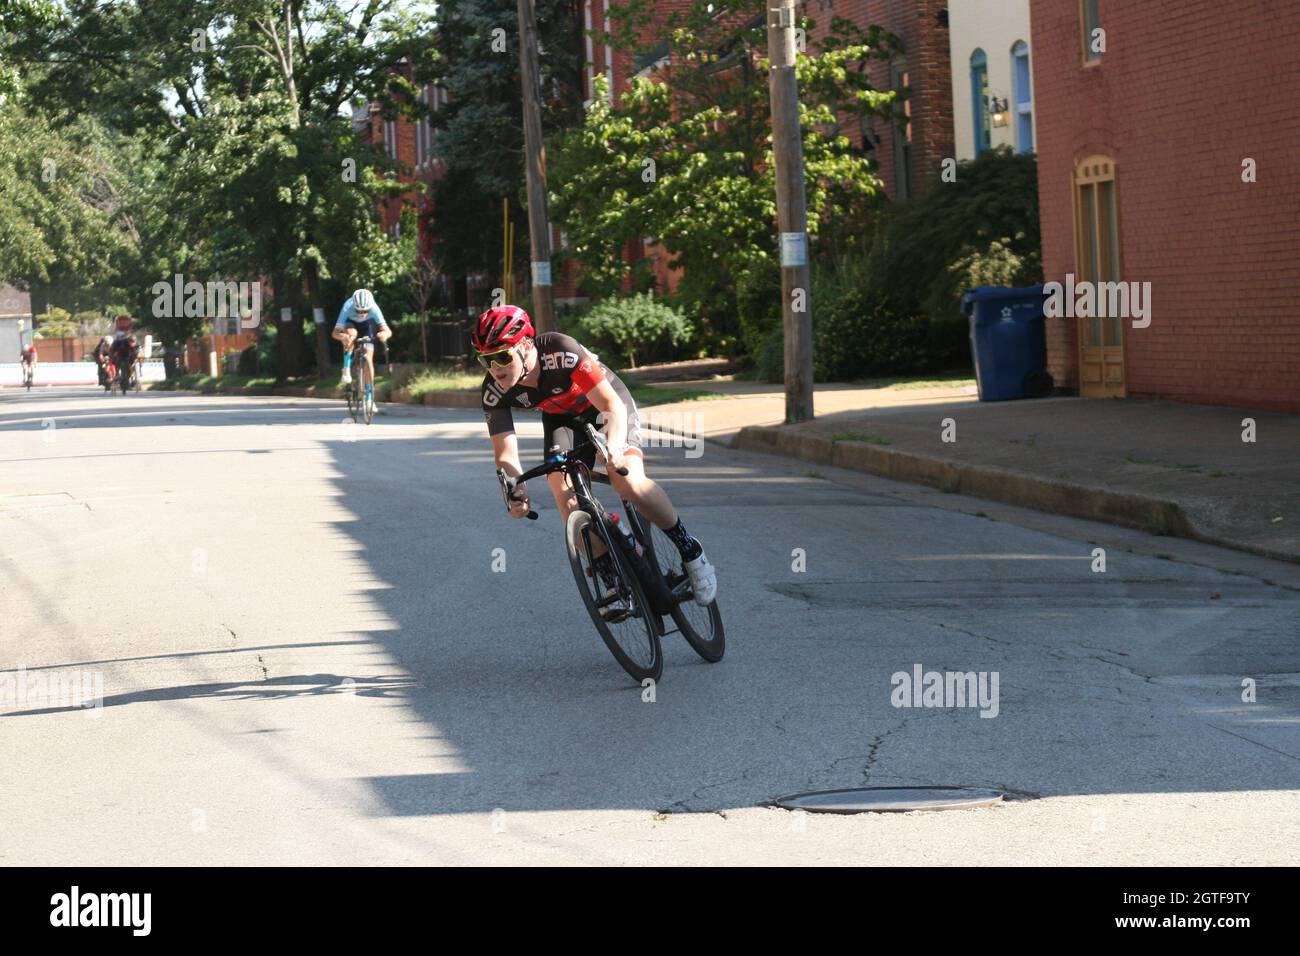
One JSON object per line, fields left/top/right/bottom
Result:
{"left": 0, "top": 0, "right": 58, "bottom": 100}
{"left": 548, "top": 0, "right": 899, "bottom": 353}
{"left": 426, "top": 0, "right": 585, "bottom": 292}
{"left": 0, "top": 110, "right": 138, "bottom": 313}
{"left": 14, "top": 1, "right": 439, "bottom": 376}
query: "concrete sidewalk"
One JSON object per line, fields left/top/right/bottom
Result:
{"left": 719, "top": 391, "right": 1299, "bottom": 564}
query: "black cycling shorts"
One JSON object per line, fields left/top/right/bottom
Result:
{"left": 542, "top": 379, "right": 643, "bottom": 469}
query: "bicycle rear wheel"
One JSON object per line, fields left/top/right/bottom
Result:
{"left": 346, "top": 382, "right": 358, "bottom": 422}
{"left": 637, "top": 514, "right": 725, "bottom": 663}
{"left": 565, "top": 509, "right": 662, "bottom": 683}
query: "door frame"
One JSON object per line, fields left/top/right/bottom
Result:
{"left": 1071, "top": 155, "right": 1127, "bottom": 398}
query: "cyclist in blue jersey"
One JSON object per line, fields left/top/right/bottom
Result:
{"left": 333, "top": 289, "right": 391, "bottom": 386}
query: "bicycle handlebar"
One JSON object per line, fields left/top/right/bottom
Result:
{"left": 497, "top": 424, "right": 627, "bottom": 521}
{"left": 497, "top": 468, "right": 539, "bottom": 520}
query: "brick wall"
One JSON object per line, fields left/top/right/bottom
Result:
{"left": 1031, "top": 0, "right": 1300, "bottom": 412}
{"left": 803, "top": 1, "right": 953, "bottom": 199}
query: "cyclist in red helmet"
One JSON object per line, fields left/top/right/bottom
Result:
{"left": 475, "top": 303, "right": 717, "bottom": 606}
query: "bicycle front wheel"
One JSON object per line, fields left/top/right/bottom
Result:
{"left": 565, "top": 509, "right": 662, "bottom": 683}
{"left": 358, "top": 361, "right": 374, "bottom": 426}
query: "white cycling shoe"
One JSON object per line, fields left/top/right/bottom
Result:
{"left": 684, "top": 552, "right": 717, "bottom": 606}
{"left": 340, "top": 368, "right": 353, "bottom": 385}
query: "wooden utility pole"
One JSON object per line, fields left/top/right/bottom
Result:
{"left": 767, "top": 0, "right": 814, "bottom": 422}
{"left": 516, "top": 0, "right": 555, "bottom": 332}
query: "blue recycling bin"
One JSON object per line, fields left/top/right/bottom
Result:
{"left": 960, "top": 285, "right": 1053, "bottom": 402}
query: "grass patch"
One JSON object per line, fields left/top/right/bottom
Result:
{"left": 160, "top": 373, "right": 277, "bottom": 390}
{"left": 405, "top": 367, "right": 482, "bottom": 398}
{"left": 830, "top": 431, "right": 892, "bottom": 446}
{"left": 851, "top": 372, "right": 977, "bottom": 390}
{"left": 626, "top": 381, "right": 726, "bottom": 406}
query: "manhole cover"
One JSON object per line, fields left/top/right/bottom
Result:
{"left": 775, "top": 787, "right": 1004, "bottom": 814}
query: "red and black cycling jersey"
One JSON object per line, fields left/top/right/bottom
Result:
{"left": 482, "top": 332, "right": 610, "bottom": 435}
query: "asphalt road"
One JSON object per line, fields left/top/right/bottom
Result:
{"left": 2, "top": 386, "right": 1298, "bottom": 865}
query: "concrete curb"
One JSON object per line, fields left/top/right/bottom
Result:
{"left": 732, "top": 425, "right": 1298, "bottom": 565}
{"left": 421, "top": 390, "right": 479, "bottom": 408}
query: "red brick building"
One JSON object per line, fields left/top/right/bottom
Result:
{"left": 590, "top": 0, "right": 954, "bottom": 295}
{"left": 1031, "top": 0, "right": 1300, "bottom": 412}
{"left": 802, "top": 0, "right": 953, "bottom": 201}
{"left": 363, "top": 3, "right": 956, "bottom": 313}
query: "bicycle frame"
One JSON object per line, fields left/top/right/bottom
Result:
{"left": 499, "top": 424, "right": 688, "bottom": 627}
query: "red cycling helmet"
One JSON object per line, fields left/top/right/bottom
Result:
{"left": 472, "top": 305, "right": 534, "bottom": 353}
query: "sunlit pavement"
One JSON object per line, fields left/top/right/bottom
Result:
{"left": 2, "top": 387, "right": 1297, "bottom": 865}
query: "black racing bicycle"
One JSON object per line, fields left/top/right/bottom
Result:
{"left": 345, "top": 336, "right": 374, "bottom": 425}
{"left": 344, "top": 336, "right": 390, "bottom": 425}
{"left": 498, "top": 423, "right": 724, "bottom": 683}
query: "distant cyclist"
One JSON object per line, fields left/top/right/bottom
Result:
{"left": 476, "top": 304, "right": 717, "bottom": 606}
{"left": 333, "top": 289, "right": 391, "bottom": 386}
{"left": 19, "top": 341, "right": 37, "bottom": 386}
{"left": 94, "top": 336, "right": 113, "bottom": 386}
{"left": 109, "top": 323, "right": 140, "bottom": 387}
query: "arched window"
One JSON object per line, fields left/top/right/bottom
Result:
{"left": 970, "top": 49, "right": 990, "bottom": 156}
{"left": 1011, "top": 41, "right": 1033, "bottom": 153}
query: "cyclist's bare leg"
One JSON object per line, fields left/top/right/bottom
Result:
{"left": 608, "top": 455, "right": 677, "bottom": 529}
{"left": 547, "top": 471, "right": 609, "bottom": 560}
{"left": 363, "top": 345, "right": 376, "bottom": 388}
{"left": 333, "top": 328, "right": 358, "bottom": 379}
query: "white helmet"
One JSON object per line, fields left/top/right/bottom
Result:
{"left": 351, "top": 289, "right": 374, "bottom": 312}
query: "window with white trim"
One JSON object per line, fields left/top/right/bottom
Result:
{"left": 1011, "top": 41, "right": 1033, "bottom": 153}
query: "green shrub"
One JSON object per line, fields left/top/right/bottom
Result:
{"left": 798, "top": 149, "right": 1038, "bottom": 379}
{"left": 573, "top": 292, "right": 694, "bottom": 369}
{"left": 238, "top": 326, "right": 278, "bottom": 378}
{"left": 878, "top": 147, "right": 1043, "bottom": 325}
{"left": 809, "top": 245, "right": 930, "bottom": 380}
{"left": 756, "top": 325, "right": 784, "bottom": 383}
{"left": 735, "top": 258, "right": 781, "bottom": 361}
{"left": 385, "top": 312, "right": 431, "bottom": 364}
